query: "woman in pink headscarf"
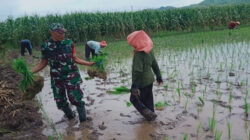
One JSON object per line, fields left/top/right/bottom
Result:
{"left": 127, "top": 30, "right": 163, "bottom": 121}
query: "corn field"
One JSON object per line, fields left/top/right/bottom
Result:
{"left": 0, "top": 4, "right": 250, "bottom": 48}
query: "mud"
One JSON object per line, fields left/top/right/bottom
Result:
{"left": 87, "top": 68, "right": 107, "bottom": 80}
{"left": 1, "top": 41, "right": 250, "bottom": 140}
{"left": 0, "top": 65, "right": 45, "bottom": 139}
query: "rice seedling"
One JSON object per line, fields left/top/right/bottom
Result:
{"left": 229, "top": 92, "right": 233, "bottom": 103}
{"left": 245, "top": 98, "right": 249, "bottom": 117}
{"left": 164, "top": 84, "right": 168, "bottom": 91}
{"left": 91, "top": 53, "right": 108, "bottom": 72}
{"left": 177, "top": 82, "right": 181, "bottom": 100}
{"left": 154, "top": 101, "right": 169, "bottom": 110}
{"left": 196, "top": 122, "right": 202, "bottom": 137}
{"left": 209, "top": 108, "right": 216, "bottom": 132}
{"left": 165, "top": 137, "right": 170, "bottom": 140}
{"left": 108, "top": 86, "right": 130, "bottom": 95}
{"left": 198, "top": 96, "right": 204, "bottom": 106}
{"left": 214, "top": 130, "right": 222, "bottom": 140}
{"left": 126, "top": 101, "right": 132, "bottom": 107}
{"left": 227, "top": 121, "right": 231, "bottom": 139}
{"left": 13, "top": 58, "right": 34, "bottom": 92}
{"left": 183, "top": 133, "right": 188, "bottom": 140}
{"left": 184, "top": 93, "right": 189, "bottom": 110}
{"left": 191, "top": 85, "right": 196, "bottom": 95}
{"left": 228, "top": 105, "right": 232, "bottom": 113}
{"left": 35, "top": 97, "right": 62, "bottom": 139}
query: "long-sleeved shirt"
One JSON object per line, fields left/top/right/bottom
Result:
{"left": 87, "top": 41, "right": 101, "bottom": 54}
{"left": 132, "top": 50, "right": 161, "bottom": 88}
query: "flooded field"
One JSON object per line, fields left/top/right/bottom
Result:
{"left": 37, "top": 34, "right": 250, "bottom": 140}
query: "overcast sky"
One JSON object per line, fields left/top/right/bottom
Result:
{"left": 0, "top": 0, "right": 203, "bottom": 21}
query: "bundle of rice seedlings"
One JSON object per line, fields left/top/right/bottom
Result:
{"left": 108, "top": 86, "right": 130, "bottom": 95}
{"left": 13, "top": 58, "right": 34, "bottom": 92}
{"left": 87, "top": 53, "right": 108, "bottom": 80}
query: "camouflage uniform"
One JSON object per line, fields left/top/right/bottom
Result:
{"left": 41, "top": 38, "right": 84, "bottom": 109}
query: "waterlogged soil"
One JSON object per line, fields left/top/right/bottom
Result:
{"left": 37, "top": 42, "right": 250, "bottom": 140}
{"left": 0, "top": 65, "right": 46, "bottom": 140}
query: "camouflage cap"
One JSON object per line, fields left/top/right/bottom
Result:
{"left": 49, "top": 23, "right": 66, "bottom": 33}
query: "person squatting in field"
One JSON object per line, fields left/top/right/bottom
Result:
{"left": 20, "top": 39, "right": 32, "bottom": 56}
{"left": 31, "top": 23, "right": 95, "bottom": 122}
{"left": 127, "top": 30, "right": 163, "bottom": 121}
{"left": 85, "top": 40, "right": 107, "bottom": 60}
{"left": 228, "top": 21, "right": 240, "bottom": 29}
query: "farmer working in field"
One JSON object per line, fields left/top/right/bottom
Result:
{"left": 228, "top": 21, "right": 240, "bottom": 29}
{"left": 31, "top": 23, "right": 95, "bottom": 123}
{"left": 20, "top": 39, "right": 32, "bottom": 56}
{"left": 127, "top": 30, "right": 163, "bottom": 121}
{"left": 85, "top": 40, "right": 107, "bottom": 60}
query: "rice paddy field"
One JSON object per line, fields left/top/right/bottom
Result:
{"left": 35, "top": 26, "right": 250, "bottom": 140}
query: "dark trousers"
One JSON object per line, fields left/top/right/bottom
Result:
{"left": 21, "top": 42, "right": 32, "bottom": 56}
{"left": 130, "top": 84, "right": 154, "bottom": 112}
{"left": 85, "top": 43, "right": 96, "bottom": 60}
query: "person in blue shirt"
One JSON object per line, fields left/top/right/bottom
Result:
{"left": 85, "top": 40, "right": 107, "bottom": 60}
{"left": 20, "top": 39, "right": 32, "bottom": 56}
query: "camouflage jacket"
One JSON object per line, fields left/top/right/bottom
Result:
{"left": 41, "top": 38, "right": 82, "bottom": 83}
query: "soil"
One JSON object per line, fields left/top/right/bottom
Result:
{"left": 87, "top": 68, "right": 107, "bottom": 80}
{"left": 0, "top": 65, "right": 46, "bottom": 139}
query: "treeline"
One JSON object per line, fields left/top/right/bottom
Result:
{"left": 0, "top": 4, "right": 250, "bottom": 48}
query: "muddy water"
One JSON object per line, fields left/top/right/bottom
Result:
{"left": 37, "top": 42, "right": 250, "bottom": 140}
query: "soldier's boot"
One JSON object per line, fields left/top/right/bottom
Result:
{"left": 77, "top": 105, "right": 87, "bottom": 122}
{"left": 62, "top": 106, "right": 75, "bottom": 120}
{"left": 140, "top": 108, "right": 157, "bottom": 121}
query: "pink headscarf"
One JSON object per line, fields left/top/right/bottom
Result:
{"left": 127, "top": 30, "right": 153, "bottom": 54}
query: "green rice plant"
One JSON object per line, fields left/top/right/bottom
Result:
{"left": 245, "top": 98, "right": 249, "bottom": 117}
{"left": 177, "top": 87, "right": 181, "bottom": 99}
{"left": 13, "top": 58, "right": 34, "bottom": 92}
{"left": 155, "top": 101, "right": 169, "bottom": 110}
{"left": 228, "top": 105, "right": 232, "bottom": 113}
{"left": 35, "top": 97, "right": 62, "bottom": 139}
{"left": 92, "top": 53, "right": 108, "bottom": 72}
{"left": 191, "top": 85, "right": 196, "bottom": 94}
{"left": 183, "top": 133, "right": 188, "bottom": 140}
{"left": 126, "top": 101, "right": 132, "bottom": 107}
{"left": 184, "top": 93, "right": 189, "bottom": 110}
{"left": 109, "top": 86, "right": 130, "bottom": 95}
{"left": 209, "top": 109, "right": 216, "bottom": 132}
{"left": 198, "top": 96, "right": 204, "bottom": 106}
{"left": 165, "top": 137, "right": 170, "bottom": 140}
{"left": 196, "top": 122, "right": 202, "bottom": 137}
{"left": 229, "top": 92, "right": 233, "bottom": 103}
{"left": 214, "top": 130, "right": 222, "bottom": 140}
{"left": 164, "top": 84, "right": 168, "bottom": 91}
{"left": 227, "top": 121, "right": 231, "bottom": 139}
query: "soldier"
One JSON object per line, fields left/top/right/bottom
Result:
{"left": 32, "top": 23, "right": 95, "bottom": 122}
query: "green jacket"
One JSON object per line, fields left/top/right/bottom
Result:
{"left": 132, "top": 50, "right": 161, "bottom": 88}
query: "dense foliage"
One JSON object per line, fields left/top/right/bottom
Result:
{"left": 0, "top": 4, "right": 249, "bottom": 48}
